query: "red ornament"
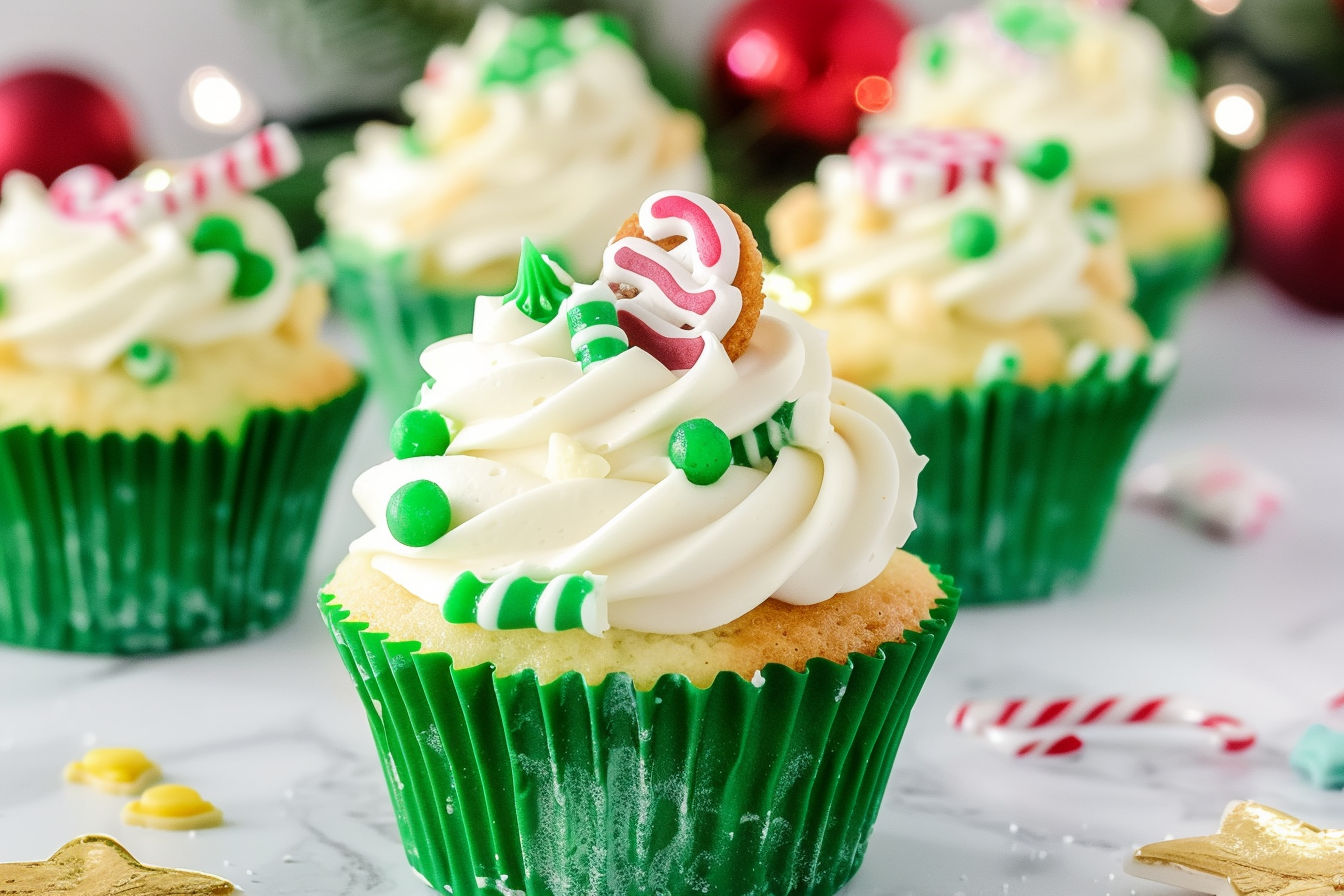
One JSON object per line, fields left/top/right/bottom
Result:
{"left": 709, "top": 0, "right": 911, "bottom": 150}
{"left": 1237, "top": 105, "right": 1344, "bottom": 316}
{"left": 0, "top": 68, "right": 140, "bottom": 186}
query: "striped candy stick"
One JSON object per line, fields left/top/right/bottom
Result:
{"left": 730, "top": 401, "right": 797, "bottom": 470}
{"left": 563, "top": 283, "right": 629, "bottom": 370}
{"left": 849, "top": 128, "right": 1006, "bottom": 208}
{"left": 949, "top": 695, "right": 1257, "bottom": 756}
{"left": 444, "top": 571, "right": 607, "bottom": 635}
{"left": 48, "top": 124, "right": 300, "bottom": 235}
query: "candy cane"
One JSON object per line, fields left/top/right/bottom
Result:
{"left": 849, "top": 129, "right": 1005, "bottom": 208}
{"left": 444, "top": 571, "right": 607, "bottom": 635}
{"left": 601, "top": 191, "right": 742, "bottom": 372}
{"left": 49, "top": 124, "right": 300, "bottom": 236}
{"left": 563, "top": 282, "right": 629, "bottom": 370}
{"left": 950, "top": 695, "right": 1257, "bottom": 756}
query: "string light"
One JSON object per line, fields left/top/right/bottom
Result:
{"left": 141, "top": 168, "right": 172, "bottom": 192}
{"left": 1205, "top": 83, "right": 1266, "bottom": 148}
{"left": 1193, "top": 0, "right": 1241, "bottom": 14}
{"left": 183, "top": 66, "right": 259, "bottom": 133}
{"left": 854, "top": 75, "right": 894, "bottom": 113}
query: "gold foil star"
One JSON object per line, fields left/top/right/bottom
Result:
{"left": 1125, "top": 801, "right": 1344, "bottom": 896}
{"left": 0, "top": 834, "right": 234, "bottom": 895}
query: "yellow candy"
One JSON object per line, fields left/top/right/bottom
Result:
{"left": 63, "top": 748, "right": 161, "bottom": 795}
{"left": 122, "top": 784, "right": 223, "bottom": 831}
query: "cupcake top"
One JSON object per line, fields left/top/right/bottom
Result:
{"left": 767, "top": 128, "right": 1146, "bottom": 389}
{"left": 876, "top": 0, "right": 1211, "bottom": 195}
{"left": 349, "top": 190, "right": 923, "bottom": 635}
{"left": 0, "top": 126, "right": 303, "bottom": 375}
{"left": 321, "top": 7, "right": 710, "bottom": 285}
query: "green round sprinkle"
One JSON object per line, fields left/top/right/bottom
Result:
{"left": 231, "top": 250, "right": 274, "bottom": 298}
{"left": 386, "top": 479, "right": 452, "bottom": 547}
{"left": 123, "top": 341, "right": 173, "bottom": 386}
{"left": 993, "top": 0, "right": 1075, "bottom": 51}
{"left": 1169, "top": 50, "right": 1199, "bottom": 89}
{"left": 1090, "top": 196, "right": 1116, "bottom": 217}
{"left": 480, "top": 14, "right": 575, "bottom": 86}
{"left": 668, "top": 418, "right": 732, "bottom": 486}
{"left": 950, "top": 211, "right": 998, "bottom": 259}
{"left": 925, "top": 36, "right": 950, "bottom": 74}
{"left": 1019, "top": 140, "right": 1071, "bottom": 181}
{"left": 391, "top": 408, "right": 453, "bottom": 459}
{"left": 191, "top": 215, "right": 244, "bottom": 254}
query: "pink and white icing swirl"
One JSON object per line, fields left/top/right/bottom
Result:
{"left": 349, "top": 279, "right": 924, "bottom": 634}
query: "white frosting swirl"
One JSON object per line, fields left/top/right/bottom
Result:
{"left": 878, "top": 2, "right": 1211, "bottom": 193}
{"left": 779, "top": 156, "right": 1099, "bottom": 324}
{"left": 350, "top": 291, "right": 923, "bottom": 635}
{"left": 321, "top": 7, "right": 709, "bottom": 280}
{"left": 0, "top": 171, "right": 297, "bottom": 371}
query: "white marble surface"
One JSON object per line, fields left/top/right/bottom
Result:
{"left": 3, "top": 273, "right": 1342, "bottom": 895}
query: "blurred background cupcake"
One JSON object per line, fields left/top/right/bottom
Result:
{"left": 0, "top": 126, "right": 364, "bottom": 652}
{"left": 869, "top": 0, "right": 1226, "bottom": 336}
{"left": 319, "top": 6, "right": 710, "bottom": 411}
{"left": 768, "top": 128, "right": 1175, "bottom": 603}
{"left": 321, "top": 190, "right": 957, "bottom": 896}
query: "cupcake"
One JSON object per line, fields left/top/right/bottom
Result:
{"left": 321, "top": 6, "right": 711, "bottom": 410}
{"left": 767, "top": 128, "right": 1176, "bottom": 603}
{"left": 874, "top": 0, "right": 1226, "bottom": 335}
{"left": 0, "top": 126, "right": 365, "bottom": 653}
{"left": 320, "top": 190, "right": 957, "bottom": 895}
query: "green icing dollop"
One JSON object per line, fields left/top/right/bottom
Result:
{"left": 506, "top": 238, "right": 572, "bottom": 324}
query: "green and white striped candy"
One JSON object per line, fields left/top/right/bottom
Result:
{"left": 444, "top": 570, "right": 607, "bottom": 635}
{"left": 122, "top": 341, "right": 174, "bottom": 386}
{"left": 563, "top": 283, "right": 628, "bottom": 371}
{"left": 730, "top": 401, "right": 797, "bottom": 470}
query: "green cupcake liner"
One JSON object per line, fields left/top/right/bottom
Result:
{"left": 1129, "top": 227, "right": 1227, "bottom": 338}
{"left": 0, "top": 381, "right": 365, "bottom": 653}
{"left": 320, "top": 570, "right": 959, "bottom": 896}
{"left": 327, "top": 241, "right": 481, "bottom": 413}
{"left": 877, "top": 350, "right": 1174, "bottom": 605}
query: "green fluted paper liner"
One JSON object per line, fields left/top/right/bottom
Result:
{"left": 878, "top": 350, "right": 1174, "bottom": 605}
{"left": 320, "top": 572, "right": 959, "bottom": 896}
{"left": 1130, "top": 227, "right": 1228, "bottom": 337}
{"left": 0, "top": 381, "right": 365, "bottom": 653}
{"left": 327, "top": 241, "right": 481, "bottom": 413}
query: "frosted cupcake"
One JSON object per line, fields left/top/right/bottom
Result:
{"left": 321, "top": 190, "right": 957, "bottom": 895}
{"left": 321, "top": 7, "right": 710, "bottom": 410}
{"left": 768, "top": 128, "right": 1176, "bottom": 602}
{"left": 875, "top": 0, "right": 1225, "bottom": 335}
{"left": 0, "top": 126, "right": 364, "bottom": 652}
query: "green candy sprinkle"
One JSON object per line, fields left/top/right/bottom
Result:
{"left": 391, "top": 408, "right": 453, "bottom": 459}
{"left": 386, "top": 479, "right": 453, "bottom": 547}
{"left": 669, "top": 418, "right": 732, "bottom": 486}
{"left": 993, "top": 0, "right": 1075, "bottom": 52}
{"left": 230, "top": 250, "right": 274, "bottom": 298}
{"left": 481, "top": 14, "right": 575, "bottom": 87}
{"left": 401, "top": 127, "right": 429, "bottom": 157}
{"left": 504, "top": 238, "right": 571, "bottom": 323}
{"left": 123, "top": 341, "right": 173, "bottom": 386}
{"left": 950, "top": 211, "right": 998, "bottom": 259}
{"left": 191, "top": 214, "right": 275, "bottom": 299}
{"left": 0, "top": 283, "right": 6, "bottom": 315}
{"left": 1090, "top": 196, "right": 1116, "bottom": 217}
{"left": 1169, "top": 51, "right": 1199, "bottom": 89}
{"left": 925, "top": 35, "right": 951, "bottom": 74}
{"left": 1018, "top": 140, "right": 1071, "bottom": 181}
{"left": 192, "top": 215, "right": 244, "bottom": 254}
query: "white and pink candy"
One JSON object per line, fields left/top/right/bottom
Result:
{"left": 846, "top": 129, "right": 1006, "bottom": 209}
{"left": 1127, "top": 448, "right": 1284, "bottom": 540}
{"left": 597, "top": 190, "right": 744, "bottom": 372}
{"left": 49, "top": 123, "right": 300, "bottom": 236}
{"left": 950, "top": 695, "right": 1257, "bottom": 758}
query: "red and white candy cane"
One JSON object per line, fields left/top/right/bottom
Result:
{"left": 601, "top": 190, "right": 742, "bottom": 372}
{"left": 949, "top": 695, "right": 1257, "bottom": 757}
{"left": 49, "top": 123, "right": 300, "bottom": 236}
{"left": 849, "top": 129, "right": 1005, "bottom": 208}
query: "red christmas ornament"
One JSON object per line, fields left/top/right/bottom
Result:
{"left": 710, "top": 0, "right": 911, "bottom": 150}
{"left": 1237, "top": 105, "right": 1344, "bottom": 316}
{"left": 0, "top": 68, "right": 140, "bottom": 186}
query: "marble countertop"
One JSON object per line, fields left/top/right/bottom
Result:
{"left": 3, "top": 273, "right": 1341, "bottom": 895}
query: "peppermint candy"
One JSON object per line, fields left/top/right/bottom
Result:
{"left": 602, "top": 191, "right": 743, "bottom": 372}
{"left": 49, "top": 124, "right": 300, "bottom": 237}
{"left": 444, "top": 571, "right": 607, "bottom": 635}
{"left": 1127, "top": 449, "right": 1284, "bottom": 540}
{"left": 849, "top": 129, "right": 1006, "bottom": 208}
{"left": 950, "top": 694, "right": 1257, "bottom": 757}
